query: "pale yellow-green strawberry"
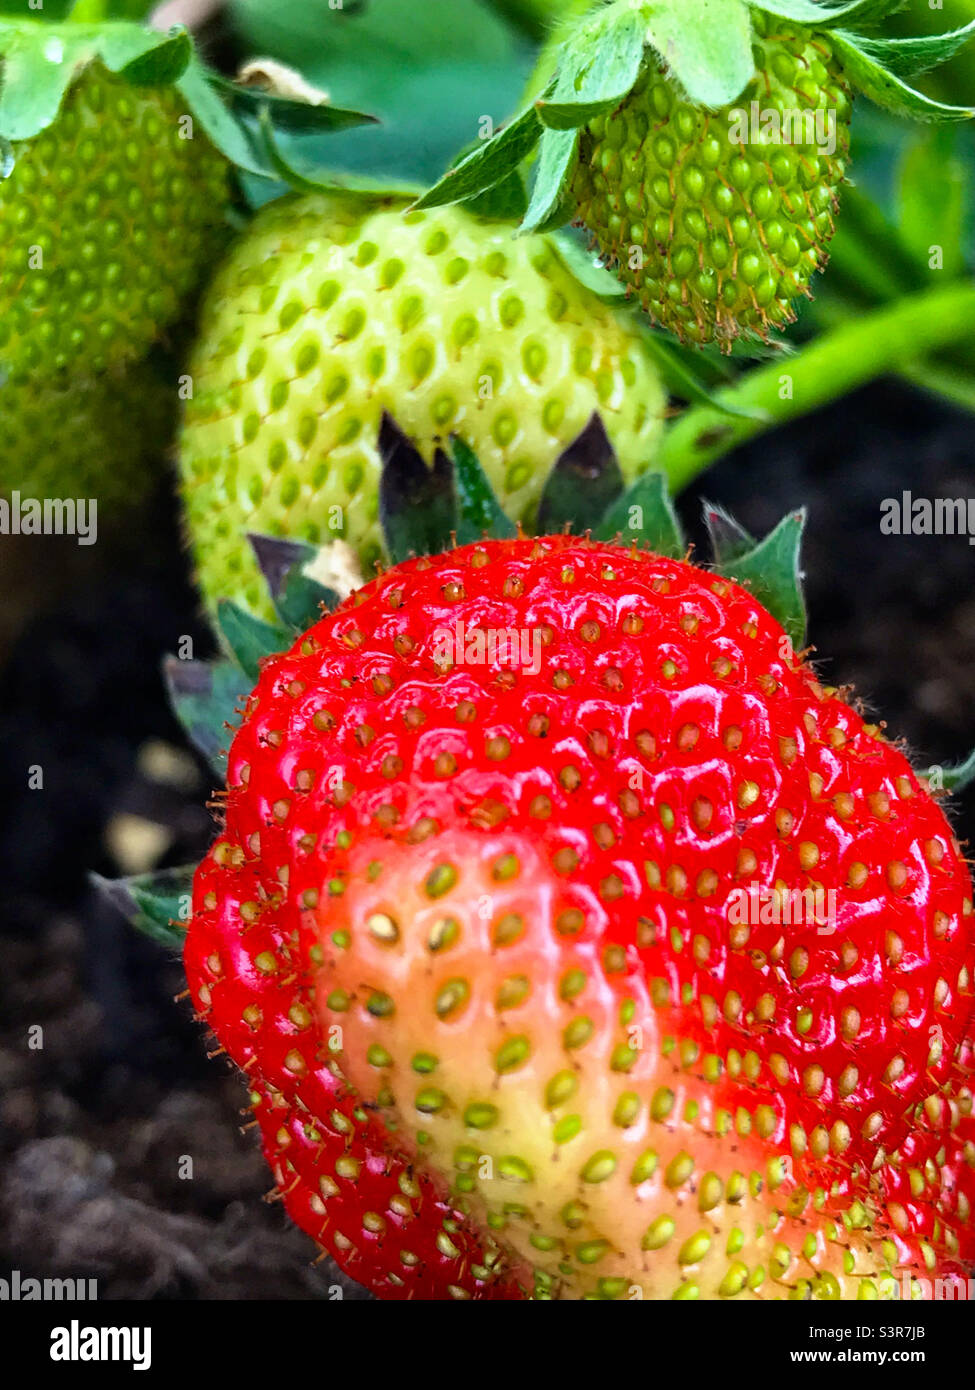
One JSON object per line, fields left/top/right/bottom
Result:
{"left": 178, "top": 193, "right": 668, "bottom": 620}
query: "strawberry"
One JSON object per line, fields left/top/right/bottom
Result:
{"left": 569, "top": 12, "right": 852, "bottom": 346}
{"left": 0, "top": 360, "right": 173, "bottom": 521}
{"left": 177, "top": 193, "right": 667, "bottom": 621}
{"left": 418, "top": 0, "right": 975, "bottom": 348}
{"left": 188, "top": 843, "right": 527, "bottom": 1299}
{"left": 185, "top": 533, "right": 975, "bottom": 1299}
{"left": 0, "top": 8, "right": 375, "bottom": 520}
{"left": 0, "top": 22, "right": 230, "bottom": 380}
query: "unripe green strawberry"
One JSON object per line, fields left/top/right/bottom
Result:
{"left": 178, "top": 194, "right": 667, "bottom": 621}
{"left": 419, "top": 0, "right": 969, "bottom": 349}
{"left": 0, "top": 14, "right": 378, "bottom": 522}
{"left": 570, "top": 14, "right": 852, "bottom": 346}
{"left": 0, "top": 56, "right": 230, "bottom": 377}
{"left": 0, "top": 361, "right": 174, "bottom": 519}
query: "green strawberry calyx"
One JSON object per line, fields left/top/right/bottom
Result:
{"left": 0, "top": 8, "right": 376, "bottom": 181}
{"left": 414, "top": 0, "right": 975, "bottom": 234}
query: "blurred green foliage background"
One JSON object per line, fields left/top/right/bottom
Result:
{"left": 230, "top": 0, "right": 536, "bottom": 185}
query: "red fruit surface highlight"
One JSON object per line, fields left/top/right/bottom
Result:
{"left": 186, "top": 536, "right": 975, "bottom": 1299}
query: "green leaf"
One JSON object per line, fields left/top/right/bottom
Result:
{"left": 252, "top": 110, "right": 344, "bottom": 194}
{"left": 646, "top": 0, "right": 754, "bottom": 109}
{"left": 276, "top": 570, "right": 338, "bottom": 630}
{"left": 0, "top": 23, "right": 330, "bottom": 167}
{"left": 378, "top": 413, "right": 456, "bottom": 564}
{"left": 462, "top": 167, "right": 529, "bottom": 220}
{"left": 549, "top": 230, "right": 627, "bottom": 299}
{"left": 712, "top": 509, "right": 807, "bottom": 649}
{"left": 0, "top": 29, "right": 78, "bottom": 142}
{"left": 520, "top": 124, "right": 579, "bottom": 234}
{"left": 252, "top": 106, "right": 415, "bottom": 197}
{"left": 412, "top": 102, "right": 543, "bottom": 210}
{"left": 594, "top": 471, "right": 685, "bottom": 556}
{"left": 831, "top": 31, "right": 975, "bottom": 120}
{"left": 92, "top": 864, "right": 196, "bottom": 951}
{"left": 644, "top": 335, "right": 771, "bottom": 420}
{"left": 217, "top": 600, "right": 290, "bottom": 682}
{"left": 212, "top": 71, "right": 378, "bottom": 133}
{"left": 850, "top": 23, "right": 975, "bottom": 80}
{"left": 113, "top": 27, "right": 191, "bottom": 85}
{"left": 434, "top": 129, "right": 530, "bottom": 219}
{"left": 922, "top": 749, "right": 975, "bottom": 795}
{"left": 248, "top": 533, "right": 340, "bottom": 631}
{"left": 536, "top": 6, "right": 645, "bottom": 130}
{"left": 896, "top": 126, "right": 967, "bottom": 278}
{"left": 752, "top": 0, "right": 902, "bottom": 23}
{"left": 162, "top": 656, "right": 245, "bottom": 776}
{"left": 91, "top": 24, "right": 188, "bottom": 79}
{"left": 176, "top": 57, "right": 269, "bottom": 177}
{"left": 451, "top": 435, "right": 518, "bottom": 546}
{"left": 536, "top": 413, "right": 624, "bottom": 532}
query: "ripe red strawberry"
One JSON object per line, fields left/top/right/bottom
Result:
{"left": 189, "top": 834, "right": 527, "bottom": 1299}
{"left": 186, "top": 535, "right": 975, "bottom": 1299}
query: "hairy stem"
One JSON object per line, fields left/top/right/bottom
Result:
{"left": 658, "top": 281, "right": 975, "bottom": 490}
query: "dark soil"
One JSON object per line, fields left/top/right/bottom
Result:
{"left": 2, "top": 380, "right": 973, "bottom": 1300}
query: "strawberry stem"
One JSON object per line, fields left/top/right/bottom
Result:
{"left": 658, "top": 281, "right": 975, "bottom": 488}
